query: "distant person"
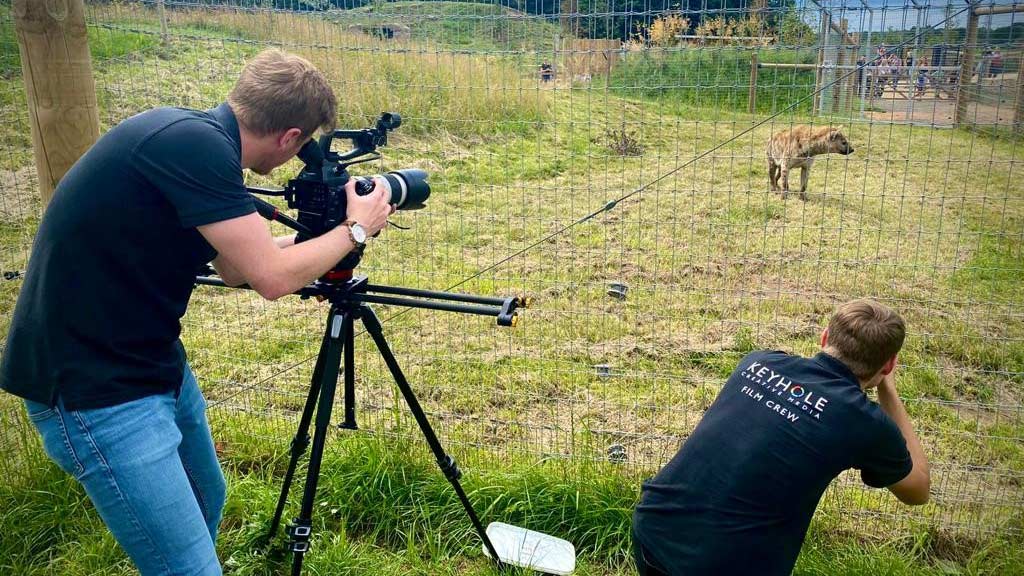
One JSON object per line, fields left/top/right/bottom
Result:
{"left": 889, "top": 52, "right": 903, "bottom": 90}
{"left": 855, "top": 55, "right": 867, "bottom": 96}
{"left": 540, "top": 62, "right": 554, "bottom": 82}
{"left": 914, "top": 56, "right": 930, "bottom": 99}
{"left": 990, "top": 49, "right": 1003, "bottom": 77}
{"left": 976, "top": 48, "right": 992, "bottom": 80}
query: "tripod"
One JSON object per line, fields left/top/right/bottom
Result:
{"left": 252, "top": 276, "right": 522, "bottom": 575}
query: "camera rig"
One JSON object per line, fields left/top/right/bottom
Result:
{"left": 194, "top": 114, "right": 572, "bottom": 575}
{"left": 246, "top": 112, "right": 430, "bottom": 282}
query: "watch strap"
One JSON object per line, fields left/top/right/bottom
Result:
{"left": 340, "top": 219, "right": 364, "bottom": 247}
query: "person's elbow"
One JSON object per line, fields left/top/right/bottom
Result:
{"left": 896, "top": 487, "right": 930, "bottom": 506}
{"left": 220, "top": 273, "right": 248, "bottom": 288}
{"left": 242, "top": 267, "right": 294, "bottom": 301}
{"left": 248, "top": 276, "right": 292, "bottom": 301}
{"left": 902, "top": 475, "right": 931, "bottom": 506}
{"left": 889, "top": 469, "right": 931, "bottom": 506}
{"left": 209, "top": 260, "right": 247, "bottom": 288}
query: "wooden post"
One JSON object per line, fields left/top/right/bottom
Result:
{"left": 842, "top": 20, "right": 856, "bottom": 113}
{"left": 832, "top": 20, "right": 847, "bottom": 113}
{"left": 748, "top": 52, "right": 759, "bottom": 114}
{"left": 13, "top": 0, "right": 100, "bottom": 205}
{"left": 1015, "top": 53, "right": 1024, "bottom": 134}
{"left": 955, "top": 5, "right": 979, "bottom": 128}
{"left": 814, "top": 12, "right": 830, "bottom": 115}
{"left": 157, "top": 0, "right": 169, "bottom": 44}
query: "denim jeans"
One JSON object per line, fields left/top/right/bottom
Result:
{"left": 25, "top": 365, "right": 226, "bottom": 575}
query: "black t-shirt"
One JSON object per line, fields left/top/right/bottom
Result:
{"left": 1, "top": 103, "right": 255, "bottom": 410}
{"left": 633, "top": 351, "right": 913, "bottom": 576}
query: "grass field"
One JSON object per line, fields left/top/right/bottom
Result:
{"left": 1, "top": 3, "right": 1023, "bottom": 575}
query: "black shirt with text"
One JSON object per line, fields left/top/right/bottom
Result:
{"left": 633, "top": 351, "right": 913, "bottom": 576}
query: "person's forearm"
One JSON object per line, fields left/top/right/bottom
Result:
{"left": 878, "top": 384, "right": 930, "bottom": 477}
{"left": 275, "top": 234, "right": 297, "bottom": 249}
{"left": 261, "top": 227, "right": 353, "bottom": 298}
{"left": 212, "top": 234, "right": 296, "bottom": 285}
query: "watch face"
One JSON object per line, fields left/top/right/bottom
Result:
{"left": 351, "top": 223, "right": 367, "bottom": 243}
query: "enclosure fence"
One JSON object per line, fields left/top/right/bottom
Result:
{"left": 1, "top": 0, "right": 1022, "bottom": 546}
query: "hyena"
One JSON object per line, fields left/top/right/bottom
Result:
{"left": 767, "top": 126, "right": 854, "bottom": 201}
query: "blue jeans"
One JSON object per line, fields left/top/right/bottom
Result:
{"left": 25, "top": 366, "right": 225, "bottom": 575}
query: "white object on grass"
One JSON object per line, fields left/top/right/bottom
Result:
{"left": 482, "top": 521, "right": 576, "bottom": 575}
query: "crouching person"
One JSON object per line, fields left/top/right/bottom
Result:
{"left": 633, "top": 299, "right": 930, "bottom": 575}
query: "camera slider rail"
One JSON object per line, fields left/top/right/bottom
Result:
{"left": 194, "top": 273, "right": 526, "bottom": 327}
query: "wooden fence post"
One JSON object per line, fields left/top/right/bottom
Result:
{"left": 814, "top": 12, "right": 830, "bottom": 115}
{"left": 749, "top": 52, "right": 759, "bottom": 114}
{"left": 157, "top": 0, "right": 169, "bottom": 44}
{"left": 1015, "top": 53, "right": 1024, "bottom": 134}
{"left": 955, "top": 5, "right": 979, "bottom": 128}
{"left": 13, "top": 0, "right": 100, "bottom": 204}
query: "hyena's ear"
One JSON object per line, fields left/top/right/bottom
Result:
{"left": 829, "top": 129, "right": 843, "bottom": 141}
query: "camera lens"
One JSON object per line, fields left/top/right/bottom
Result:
{"left": 355, "top": 169, "right": 430, "bottom": 210}
{"left": 385, "top": 169, "right": 429, "bottom": 210}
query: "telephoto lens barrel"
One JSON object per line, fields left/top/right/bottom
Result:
{"left": 354, "top": 169, "right": 430, "bottom": 210}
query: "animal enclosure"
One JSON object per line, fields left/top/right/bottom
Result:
{"left": 0, "top": 0, "right": 1022, "bottom": 572}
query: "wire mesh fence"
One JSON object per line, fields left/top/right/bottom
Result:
{"left": 0, "top": 0, "right": 1022, "bottom": 548}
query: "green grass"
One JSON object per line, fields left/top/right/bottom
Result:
{"left": 608, "top": 48, "right": 817, "bottom": 115}
{"left": 0, "top": 6, "right": 159, "bottom": 78}
{"left": 2, "top": 427, "right": 1022, "bottom": 575}
{"left": 337, "top": 2, "right": 562, "bottom": 52}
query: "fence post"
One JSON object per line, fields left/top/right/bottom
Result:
{"left": 955, "top": 5, "right": 979, "bottom": 128}
{"left": 12, "top": 0, "right": 100, "bottom": 205}
{"left": 832, "top": 20, "right": 847, "bottom": 114}
{"left": 749, "top": 52, "right": 759, "bottom": 114}
{"left": 1015, "top": 53, "right": 1024, "bottom": 134}
{"left": 157, "top": 0, "right": 169, "bottom": 44}
{"left": 814, "top": 11, "right": 830, "bottom": 115}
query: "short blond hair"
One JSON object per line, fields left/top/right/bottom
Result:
{"left": 228, "top": 48, "right": 336, "bottom": 137}
{"left": 825, "top": 299, "right": 906, "bottom": 380}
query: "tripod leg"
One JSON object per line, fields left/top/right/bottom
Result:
{"left": 340, "top": 307, "right": 357, "bottom": 429}
{"left": 288, "top": 310, "right": 351, "bottom": 576}
{"left": 268, "top": 305, "right": 338, "bottom": 540}
{"left": 359, "top": 306, "right": 505, "bottom": 568}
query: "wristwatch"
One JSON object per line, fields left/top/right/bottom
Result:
{"left": 341, "top": 220, "right": 368, "bottom": 247}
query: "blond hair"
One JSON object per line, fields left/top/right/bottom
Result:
{"left": 825, "top": 299, "right": 906, "bottom": 380}
{"left": 228, "top": 48, "right": 336, "bottom": 137}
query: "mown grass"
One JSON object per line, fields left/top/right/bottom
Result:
{"left": 0, "top": 2, "right": 1022, "bottom": 575}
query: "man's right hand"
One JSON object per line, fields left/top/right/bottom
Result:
{"left": 345, "top": 178, "right": 392, "bottom": 236}
{"left": 878, "top": 369, "right": 897, "bottom": 394}
{"left": 876, "top": 367, "right": 931, "bottom": 505}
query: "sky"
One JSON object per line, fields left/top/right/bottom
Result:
{"left": 805, "top": 1, "right": 1023, "bottom": 32}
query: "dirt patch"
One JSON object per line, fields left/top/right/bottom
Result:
{"left": 862, "top": 73, "right": 1020, "bottom": 127}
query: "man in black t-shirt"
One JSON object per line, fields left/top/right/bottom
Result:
{"left": 1, "top": 49, "right": 393, "bottom": 574}
{"left": 633, "top": 299, "right": 930, "bottom": 576}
